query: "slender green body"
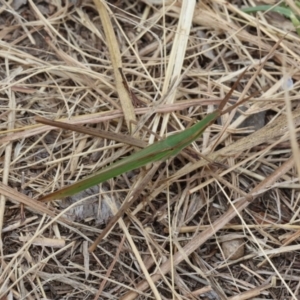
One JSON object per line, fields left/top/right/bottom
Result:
{"left": 39, "top": 111, "right": 218, "bottom": 202}
{"left": 38, "top": 68, "right": 249, "bottom": 203}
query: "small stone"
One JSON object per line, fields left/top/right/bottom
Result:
{"left": 221, "top": 237, "right": 245, "bottom": 260}
{"left": 218, "top": 105, "right": 266, "bottom": 131}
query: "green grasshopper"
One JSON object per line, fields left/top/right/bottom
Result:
{"left": 37, "top": 68, "right": 255, "bottom": 203}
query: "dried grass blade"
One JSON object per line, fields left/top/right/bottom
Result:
{"left": 35, "top": 116, "right": 147, "bottom": 148}
{"left": 0, "top": 183, "right": 69, "bottom": 224}
{"left": 121, "top": 156, "right": 295, "bottom": 300}
{"left": 93, "top": 0, "right": 137, "bottom": 133}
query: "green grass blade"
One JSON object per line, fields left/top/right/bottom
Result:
{"left": 242, "top": 5, "right": 293, "bottom": 19}
{"left": 242, "top": 5, "right": 300, "bottom": 36}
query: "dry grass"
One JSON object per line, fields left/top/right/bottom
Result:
{"left": 1, "top": 0, "right": 300, "bottom": 299}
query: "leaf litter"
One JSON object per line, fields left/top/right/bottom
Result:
{"left": 1, "top": 1, "right": 300, "bottom": 299}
